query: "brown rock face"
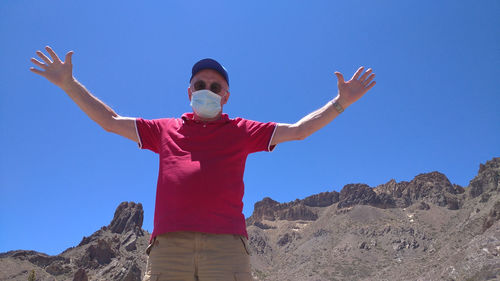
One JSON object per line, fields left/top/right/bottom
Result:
{"left": 277, "top": 204, "right": 317, "bottom": 221}
{"left": 374, "top": 171, "right": 464, "bottom": 209}
{"left": 72, "top": 268, "right": 88, "bottom": 281}
{"left": 244, "top": 158, "right": 500, "bottom": 281}
{"left": 469, "top": 157, "right": 500, "bottom": 198}
{"left": 119, "top": 261, "right": 142, "bottom": 281}
{"left": 302, "top": 191, "right": 339, "bottom": 207}
{"left": 483, "top": 201, "right": 500, "bottom": 232}
{"left": 78, "top": 239, "right": 116, "bottom": 268}
{"left": 338, "top": 184, "right": 381, "bottom": 209}
{"left": 251, "top": 197, "right": 281, "bottom": 222}
{"left": 108, "top": 202, "right": 144, "bottom": 234}
{"left": 406, "top": 172, "right": 459, "bottom": 198}
{"left": 0, "top": 201, "right": 150, "bottom": 281}
{"left": 26, "top": 253, "right": 68, "bottom": 268}
{"left": 247, "top": 197, "right": 318, "bottom": 226}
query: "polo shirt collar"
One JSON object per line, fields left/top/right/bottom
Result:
{"left": 181, "top": 112, "right": 231, "bottom": 124}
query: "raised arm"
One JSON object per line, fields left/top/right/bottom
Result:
{"left": 270, "top": 67, "right": 376, "bottom": 145}
{"left": 30, "top": 46, "right": 138, "bottom": 142}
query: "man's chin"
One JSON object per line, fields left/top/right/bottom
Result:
{"left": 193, "top": 112, "right": 222, "bottom": 122}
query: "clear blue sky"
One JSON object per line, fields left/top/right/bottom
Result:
{"left": 1, "top": 0, "right": 499, "bottom": 256}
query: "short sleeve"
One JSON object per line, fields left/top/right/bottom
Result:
{"left": 240, "top": 119, "right": 278, "bottom": 154}
{"left": 135, "top": 118, "right": 162, "bottom": 153}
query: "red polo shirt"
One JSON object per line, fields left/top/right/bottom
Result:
{"left": 135, "top": 113, "right": 277, "bottom": 243}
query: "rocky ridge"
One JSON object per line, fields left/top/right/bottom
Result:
{"left": 1, "top": 157, "right": 499, "bottom": 281}
{"left": 246, "top": 157, "right": 500, "bottom": 280}
{"left": 0, "top": 202, "right": 150, "bottom": 281}
{"left": 246, "top": 170, "right": 467, "bottom": 228}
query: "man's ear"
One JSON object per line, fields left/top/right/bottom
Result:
{"left": 188, "top": 86, "right": 192, "bottom": 101}
{"left": 222, "top": 91, "right": 230, "bottom": 105}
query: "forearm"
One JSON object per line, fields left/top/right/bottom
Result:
{"left": 60, "top": 78, "right": 118, "bottom": 130}
{"left": 295, "top": 95, "right": 346, "bottom": 139}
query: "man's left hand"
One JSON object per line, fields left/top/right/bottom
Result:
{"left": 334, "top": 67, "right": 376, "bottom": 108}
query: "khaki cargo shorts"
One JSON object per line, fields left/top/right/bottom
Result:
{"left": 142, "top": 231, "right": 254, "bottom": 281}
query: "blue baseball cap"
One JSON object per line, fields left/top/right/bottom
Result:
{"left": 190, "top": 58, "right": 229, "bottom": 86}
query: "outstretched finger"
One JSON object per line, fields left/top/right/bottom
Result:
{"left": 363, "top": 73, "right": 375, "bottom": 85}
{"left": 352, "top": 66, "right": 365, "bottom": 80}
{"left": 36, "top": 51, "right": 52, "bottom": 64}
{"left": 30, "top": 67, "right": 45, "bottom": 76}
{"left": 365, "top": 81, "right": 376, "bottom": 91}
{"left": 31, "top": 58, "right": 47, "bottom": 69}
{"left": 359, "top": 68, "right": 372, "bottom": 82}
{"left": 45, "top": 46, "right": 62, "bottom": 63}
{"left": 65, "top": 51, "right": 74, "bottom": 64}
{"left": 334, "top": 72, "right": 345, "bottom": 84}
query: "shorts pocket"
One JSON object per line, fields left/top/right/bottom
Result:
{"left": 233, "top": 272, "right": 253, "bottom": 281}
{"left": 238, "top": 236, "right": 251, "bottom": 255}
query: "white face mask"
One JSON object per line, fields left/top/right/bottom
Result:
{"left": 190, "top": 89, "right": 223, "bottom": 119}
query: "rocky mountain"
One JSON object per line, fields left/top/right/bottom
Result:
{"left": 246, "top": 157, "right": 500, "bottom": 281}
{"left": 1, "top": 157, "right": 499, "bottom": 281}
{"left": 0, "top": 202, "right": 150, "bottom": 281}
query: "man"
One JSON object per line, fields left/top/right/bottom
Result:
{"left": 30, "top": 46, "right": 376, "bottom": 281}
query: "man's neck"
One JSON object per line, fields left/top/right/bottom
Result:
{"left": 193, "top": 113, "right": 222, "bottom": 122}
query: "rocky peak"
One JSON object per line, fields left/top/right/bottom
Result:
{"left": 469, "top": 157, "right": 500, "bottom": 198}
{"left": 338, "top": 184, "right": 379, "bottom": 209}
{"left": 1, "top": 201, "right": 150, "bottom": 281}
{"left": 408, "top": 171, "right": 457, "bottom": 195}
{"left": 337, "top": 183, "right": 397, "bottom": 209}
{"left": 247, "top": 197, "right": 318, "bottom": 227}
{"left": 373, "top": 172, "right": 464, "bottom": 209}
{"left": 302, "top": 191, "right": 339, "bottom": 207}
{"left": 108, "top": 202, "right": 144, "bottom": 234}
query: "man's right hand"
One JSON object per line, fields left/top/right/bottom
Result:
{"left": 30, "top": 46, "right": 75, "bottom": 89}
{"left": 29, "top": 46, "right": 140, "bottom": 143}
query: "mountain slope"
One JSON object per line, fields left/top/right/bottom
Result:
{"left": 1, "top": 157, "right": 499, "bottom": 281}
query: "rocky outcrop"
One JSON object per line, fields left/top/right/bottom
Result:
{"left": 469, "top": 157, "right": 500, "bottom": 198}
{"left": 277, "top": 204, "right": 317, "bottom": 221}
{"left": 86, "top": 239, "right": 116, "bottom": 266}
{"left": 0, "top": 201, "right": 150, "bottom": 281}
{"left": 250, "top": 197, "right": 281, "bottom": 222}
{"left": 338, "top": 183, "right": 396, "bottom": 209}
{"left": 302, "top": 191, "right": 339, "bottom": 207}
{"left": 121, "top": 261, "right": 143, "bottom": 281}
{"left": 247, "top": 197, "right": 318, "bottom": 225}
{"left": 374, "top": 171, "right": 464, "bottom": 209}
{"left": 248, "top": 170, "right": 470, "bottom": 225}
{"left": 108, "top": 202, "right": 144, "bottom": 235}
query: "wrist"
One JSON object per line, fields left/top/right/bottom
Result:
{"left": 331, "top": 97, "right": 344, "bottom": 114}
{"left": 332, "top": 95, "right": 349, "bottom": 113}
{"left": 60, "top": 77, "right": 78, "bottom": 92}
{"left": 334, "top": 95, "right": 351, "bottom": 109}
